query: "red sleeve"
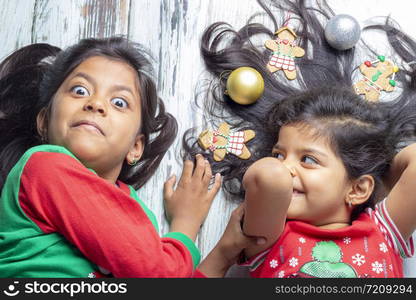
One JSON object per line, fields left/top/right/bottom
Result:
{"left": 192, "top": 269, "right": 208, "bottom": 278}
{"left": 19, "top": 152, "right": 195, "bottom": 277}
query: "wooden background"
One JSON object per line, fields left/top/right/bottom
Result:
{"left": 1, "top": 0, "right": 415, "bottom": 277}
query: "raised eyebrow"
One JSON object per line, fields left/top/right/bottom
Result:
{"left": 69, "top": 73, "right": 136, "bottom": 99}
{"left": 70, "top": 72, "right": 96, "bottom": 85}
{"left": 111, "top": 84, "right": 136, "bottom": 97}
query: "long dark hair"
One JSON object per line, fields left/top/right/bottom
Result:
{"left": 0, "top": 37, "right": 177, "bottom": 190}
{"left": 267, "top": 86, "right": 416, "bottom": 219}
{"left": 183, "top": 0, "right": 416, "bottom": 213}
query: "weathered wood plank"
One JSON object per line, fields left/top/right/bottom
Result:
{"left": 128, "top": 0, "right": 161, "bottom": 57}
{"left": 81, "top": 0, "right": 129, "bottom": 38}
{"left": 32, "top": 0, "right": 129, "bottom": 48}
{"left": 0, "top": 0, "right": 36, "bottom": 60}
{"left": 127, "top": 0, "right": 166, "bottom": 239}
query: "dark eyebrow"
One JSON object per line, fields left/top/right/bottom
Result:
{"left": 272, "top": 144, "right": 328, "bottom": 158}
{"left": 70, "top": 72, "right": 136, "bottom": 98}
{"left": 111, "top": 84, "right": 136, "bottom": 97}
{"left": 303, "top": 147, "right": 328, "bottom": 158}
{"left": 70, "top": 72, "right": 96, "bottom": 85}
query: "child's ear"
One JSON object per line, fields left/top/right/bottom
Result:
{"left": 36, "top": 108, "right": 48, "bottom": 140}
{"left": 346, "top": 175, "right": 375, "bottom": 206}
{"left": 127, "top": 134, "right": 144, "bottom": 165}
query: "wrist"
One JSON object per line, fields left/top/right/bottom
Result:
{"left": 169, "top": 217, "right": 202, "bottom": 241}
{"left": 386, "top": 145, "right": 416, "bottom": 189}
{"left": 213, "top": 245, "right": 236, "bottom": 270}
{"left": 198, "top": 247, "right": 233, "bottom": 278}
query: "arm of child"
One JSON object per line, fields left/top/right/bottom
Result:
{"left": 19, "top": 151, "right": 220, "bottom": 277}
{"left": 196, "top": 204, "right": 265, "bottom": 277}
{"left": 384, "top": 143, "right": 416, "bottom": 240}
{"left": 242, "top": 157, "right": 292, "bottom": 258}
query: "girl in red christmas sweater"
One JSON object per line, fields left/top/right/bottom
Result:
{"left": 0, "top": 37, "right": 226, "bottom": 278}
{"left": 189, "top": 0, "right": 416, "bottom": 278}
{"left": 196, "top": 87, "right": 416, "bottom": 278}
{"left": 237, "top": 88, "right": 416, "bottom": 278}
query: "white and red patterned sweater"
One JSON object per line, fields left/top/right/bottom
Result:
{"left": 240, "top": 200, "right": 414, "bottom": 278}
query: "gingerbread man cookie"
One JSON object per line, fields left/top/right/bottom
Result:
{"left": 265, "top": 26, "right": 305, "bottom": 80}
{"left": 198, "top": 122, "right": 255, "bottom": 161}
{"left": 354, "top": 56, "right": 399, "bottom": 102}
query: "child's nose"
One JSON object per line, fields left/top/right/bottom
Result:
{"left": 282, "top": 160, "right": 297, "bottom": 177}
{"left": 84, "top": 98, "right": 106, "bottom": 115}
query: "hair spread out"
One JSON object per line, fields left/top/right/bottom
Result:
{"left": 183, "top": 0, "right": 416, "bottom": 219}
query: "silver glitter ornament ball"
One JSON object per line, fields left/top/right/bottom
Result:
{"left": 324, "top": 14, "right": 361, "bottom": 50}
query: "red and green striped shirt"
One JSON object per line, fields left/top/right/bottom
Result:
{"left": 0, "top": 145, "right": 200, "bottom": 277}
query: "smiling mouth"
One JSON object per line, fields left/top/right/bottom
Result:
{"left": 292, "top": 189, "right": 304, "bottom": 195}
{"left": 72, "top": 121, "right": 104, "bottom": 135}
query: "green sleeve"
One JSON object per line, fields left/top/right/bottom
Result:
{"left": 128, "top": 186, "right": 159, "bottom": 232}
{"left": 163, "top": 232, "right": 201, "bottom": 269}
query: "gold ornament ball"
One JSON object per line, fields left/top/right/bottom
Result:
{"left": 225, "top": 67, "right": 264, "bottom": 105}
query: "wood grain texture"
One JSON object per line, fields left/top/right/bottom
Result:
{"left": 0, "top": 0, "right": 414, "bottom": 277}
{"left": 31, "top": 0, "right": 129, "bottom": 48}
{"left": 0, "top": 0, "right": 36, "bottom": 60}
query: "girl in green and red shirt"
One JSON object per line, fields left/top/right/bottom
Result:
{"left": 0, "top": 37, "right": 229, "bottom": 278}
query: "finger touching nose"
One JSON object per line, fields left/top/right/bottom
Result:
{"left": 282, "top": 160, "right": 296, "bottom": 177}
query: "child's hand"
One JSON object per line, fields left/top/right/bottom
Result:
{"left": 197, "top": 204, "right": 266, "bottom": 277}
{"left": 163, "top": 154, "right": 221, "bottom": 240}
{"left": 214, "top": 204, "right": 266, "bottom": 265}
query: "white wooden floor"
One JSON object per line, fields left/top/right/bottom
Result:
{"left": 1, "top": 0, "right": 415, "bottom": 277}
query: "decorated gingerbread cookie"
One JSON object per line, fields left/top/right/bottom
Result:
{"left": 198, "top": 122, "right": 255, "bottom": 161}
{"left": 354, "top": 55, "right": 399, "bottom": 102}
{"left": 264, "top": 26, "right": 305, "bottom": 80}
